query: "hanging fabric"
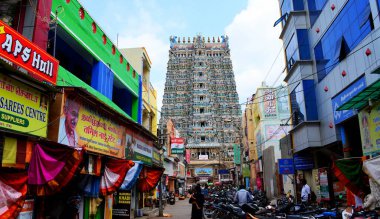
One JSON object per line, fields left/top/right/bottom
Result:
{"left": 119, "top": 161, "right": 143, "bottom": 191}
{"left": 28, "top": 144, "right": 83, "bottom": 196}
{"left": 137, "top": 166, "right": 164, "bottom": 192}
{"left": 332, "top": 158, "right": 370, "bottom": 199}
{"left": 100, "top": 159, "right": 134, "bottom": 196}
{"left": 78, "top": 175, "right": 101, "bottom": 198}
{"left": 0, "top": 172, "right": 28, "bottom": 219}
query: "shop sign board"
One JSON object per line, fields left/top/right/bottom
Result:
{"left": 195, "top": 168, "right": 213, "bottom": 176}
{"left": 152, "top": 147, "right": 160, "bottom": 165}
{"left": 171, "top": 138, "right": 184, "bottom": 154}
{"left": 0, "top": 20, "right": 58, "bottom": 85}
{"left": 0, "top": 73, "right": 49, "bottom": 137}
{"left": 125, "top": 129, "right": 153, "bottom": 165}
{"left": 112, "top": 190, "right": 131, "bottom": 219}
{"left": 17, "top": 199, "right": 34, "bottom": 219}
{"left": 332, "top": 76, "right": 366, "bottom": 124}
{"left": 198, "top": 154, "right": 208, "bottom": 160}
{"left": 263, "top": 89, "right": 277, "bottom": 118}
{"left": 358, "top": 102, "right": 380, "bottom": 156}
{"left": 218, "top": 169, "right": 229, "bottom": 174}
{"left": 294, "top": 154, "right": 314, "bottom": 170}
{"left": 58, "top": 95, "right": 125, "bottom": 158}
{"left": 278, "top": 158, "right": 295, "bottom": 174}
{"left": 233, "top": 143, "right": 241, "bottom": 165}
{"left": 318, "top": 168, "right": 330, "bottom": 201}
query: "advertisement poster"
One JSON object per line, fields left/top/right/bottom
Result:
{"left": 233, "top": 143, "right": 241, "bottom": 165}
{"left": 112, "top": 191, "right": 131, "bottom": 219}
{"left": 17, "top": 199, "right": 34, "bottom": 219}
{"left": 263, "top": 89, "right": 277, "bottom": 118}
{"left": 195, "top": 168, "right": 213, "bottom": 176}
{"left": 256, "top": 129, "right": 263, "bottom": 158}
{"left": 171, "top": 138, "right": 184, "bottom": 154}
{"left": 318, "top": 168, "right": 330, "bottom": 201}
{"left": 312, "top": 169, "right": 321, "bottom": 202}
{"left": 0, "top": 20, "right": 58, "bottom": 85}
{"left": 125, "top": 129, "right": 153, "bottom": 165}
{"left": 0, "top": 73, "right": 49, "bottom": 137}
{"left": 265, "top": 124, "right": 289, "bottom": 141}
{"left": 358, "top": 102, "right": 380, "bottom": 156}
{"left": 185, "top": 149, "right": 191, "bottom": 163}
{"left": 58, "top": 95, "right": 125, "bottom": 158}
{"left": 276, "top": 86, "right": 290, "bottom": 115}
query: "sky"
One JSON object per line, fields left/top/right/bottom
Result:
{"left": 80, "top": 0, "right": 285, "bottom": 114}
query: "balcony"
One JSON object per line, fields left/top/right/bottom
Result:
{"left": 289, "top": 121, "right": 322, "bottom": 153}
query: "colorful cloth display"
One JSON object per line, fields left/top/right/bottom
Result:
{"left": 119, "top": 161, "right": 143, "bottom": 191}
{"left": 100, "top": 159, "right": 134, "bottom": 196}
{"left": 78, "top": 175, "right": 101, "bottom": 198}
{"left": 137, "top": 166, "right": 164, "bottom": 192}
{"left": 0, "top": 172, "right": 28, "bottom": 219}
{"left": 332, "top": 158, "right": 370, "bottom": 199}
{"left": 28, "top": 144, "right": 83, "bottom": 196}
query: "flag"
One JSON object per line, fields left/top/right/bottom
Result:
{"left": 273, "top": 13, "right": 288, "bottom": 27}
{"left": 332, "top": 158, "right": 370, "bottom": 199}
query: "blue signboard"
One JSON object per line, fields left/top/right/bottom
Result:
{"left": 331, "top": 76, "right": 366, "bottom": 124}
{"left": 218, "top": 169, "right": 229, "bottom": 174}
{"left": 294, "top": 154, "right": 314, "bottom": 170}
{"left": 278, "top": 159, "right": 295, "bottom": 174}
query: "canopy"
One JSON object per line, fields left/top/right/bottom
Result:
{"left": 332, "top": 158, "right": 370, "bottom": 199}
{"left": 0, "top": 172, "right": 28, "bottom": 219}
{"left": 100, "top": 158, "right": 134, "bottom": 196}
{"left": 28, "top": 144, "right": 83, "bottom": 196}
{"left": 137, "top": 166, "right": 164, "bottom": 192}
{"left": 119, "top": 161, "right": 143, "bottom": 191}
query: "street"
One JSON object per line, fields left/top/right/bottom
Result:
{"left": 151, "top": 198, "right": 192, "bottom": 219}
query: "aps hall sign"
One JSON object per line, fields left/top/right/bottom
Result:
{"left": 0, "top": 20, "right": 58, "bottom": 85}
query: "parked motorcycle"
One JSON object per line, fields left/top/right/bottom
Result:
{"left": 168, "top": 192, "right": 175, "bottom": 205}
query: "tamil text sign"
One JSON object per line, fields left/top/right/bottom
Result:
{"left": 58, "top": 95, "right": 125, "bottom": 158}
{"left": 152, "top": 147, "right": 160, "bottom": 165}
{"left": 171, "top": 138, "right": 184, "bottom": 154}
{"left": 263, "top": 89, "right": 277, "bottom": 118}
{"left": 0, "top": 20, "right": 58, "bottom": 85}
{"left": 125, "top": 129, "right": 153, "bottom": 165}
{"left": 332, "top": 76, "right": 366, "bottom": 124}
{"left": 278, "top": 158, "right": 294, "bottom": 174}
{"left": 0, "top": 73, "right": 49, "bottom": 137}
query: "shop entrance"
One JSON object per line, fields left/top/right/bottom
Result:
{"left": 341, "top": 116, "right": 363, "bottom": 157}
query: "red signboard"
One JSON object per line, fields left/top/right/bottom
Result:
{"left": 185, "top": 149, "right": 191, "bottom": 163}
{"left": 0, "top": 20, "right": 58, "bottom": 85}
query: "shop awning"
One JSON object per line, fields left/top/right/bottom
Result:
{"left": 100, "top": 158, "right": 134, "bottom": 196}
{"left": 119, "top": 161, "right": 143, "bottom": 191}
{"left": 28, "top": 143, "right": 83, "bottom": 196}
{"left": 332, "top": 158, "right": 370, "bottom": 199}
{"left": 0, "top": 171, "right": 28, "bottom": 218}
{"left": 137, "top": 166, "right": 165, "bottom": 192}
{"left": 337, "top": 79, "right": 380, "bottom": 111}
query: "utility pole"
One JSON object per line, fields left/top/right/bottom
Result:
{"left": 158, "top": 126, "right": 164, "bottom": 217}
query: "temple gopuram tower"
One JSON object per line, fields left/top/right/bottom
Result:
{"left": 160, "top": 35, "right": 241, "bottom": 185}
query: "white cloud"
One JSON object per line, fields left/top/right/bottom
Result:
{"left": 226, "top": 0, "right": 285, "bottom": 104}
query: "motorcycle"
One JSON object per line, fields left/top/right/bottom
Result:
{"left": 168, "top": 192, "right": 175, "bottom": 205}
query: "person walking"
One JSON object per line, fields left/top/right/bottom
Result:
{"left": 234, "top": 185, "right": 252, "bottom": 206}
{"left": 189, "top": 184, "right": 205, "bottom": 219}
{"left": 301, "top": 179, "right": 311, "bottom": 205}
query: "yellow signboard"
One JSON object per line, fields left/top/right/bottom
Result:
{"left": 58, "top": 95, "right": 125, "bottom": 158}
{"left": 0, "top": 73, "right": 48, "bottom": 137}
{"left": 359, "top": 103, "right": 380, "bottom": 156}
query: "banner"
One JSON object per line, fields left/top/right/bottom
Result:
{"left": 112, "top": 190, "right": 131, "bottom": 219}
{"left": 358, "top": 102, "right": 380, "bottom": 156}
{"left": 0, "top": 73, "right": 49, "bottom": 137}
{"left": 125, "top": 129, "right": 153, "bottom": 165}
{"left": 195, "top": 168, "right": 213, "bottom": 176}
{"left": 263, "top": 89, "right": 277, "bottom": 118}
{"left": 152, "top": 147, "right": 160, "bottom": 165}
{"left": 233, "top": 143, "right": 241, "bottom": 165}
{"left": 0, "top": 20, "right": 58, "bottom": 85}
{"left": 171, "top": 138, "right": 184, "bottom": 154}
{"left": 185, "top": 149, "right": 191, "bottom": 163}
{"left": 278, "top": 158, "right": 295, "bottom": 174}
{"left": 58, "top": 95, "right": 124, "bottom": 158}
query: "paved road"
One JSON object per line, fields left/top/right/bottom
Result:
{"left": 151, "top": 198, "right": 192, "bottom": 219}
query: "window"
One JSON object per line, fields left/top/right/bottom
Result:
{"left": 199, "top": 83, "right": 204, "bottom": 88}
{"left": 290, "top": 83, "right": 305, "bottom": 126}
{"left": 201, "top": 136, "right": 205, "bottom": 142}
{"left": 280, "top": 0, "right": 304, "bottom": 26}
{"left": 200, "top": 96, "right": 204, "bottom": 101}
{"left": 285, "top": 29, "right": 310, "bottom": 71}
{"left": 290, "top": 80, "right": 318, "bottom": 126}
{"left": 285, "top": 34, "right": 299, "bottom": 71}
{"left": 307, "top": 0, "right": 328, "bottom": 26}
{"left": 199, "top": 72, "right": 203, "bottom": 76}
{"left": 200, "top": 108, "right": 204, "bottom": 114}
{"left": 314, "top": 0, "right": 373, "bottom": 81}
{"left": 201, "top": 122, "right": 205, "bottom": 127}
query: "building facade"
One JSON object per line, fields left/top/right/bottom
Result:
{"left": 242, "top": 85, "right": 291, "bottom": 197}
{"left": 160, "top": 35, "right": 241, "bottom": 186}
{"left": 278, "top": 0, "right": 380, "bottom": 205}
